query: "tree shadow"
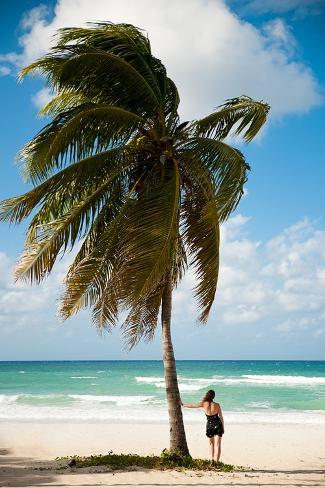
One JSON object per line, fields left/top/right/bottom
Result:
{"left": 1, "top": 449, "right": 325, "bottom": 488}
{"left": 0, "top": 449, "right": 11, "bottom": 456}
{"left": 0, "top": 452, "right": 58, "bottom": 487}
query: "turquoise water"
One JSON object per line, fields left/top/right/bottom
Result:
{"left": 0, "top": 361, "right": 324, "bottom": 424}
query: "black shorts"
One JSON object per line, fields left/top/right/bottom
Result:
{"left": 206, "top": 424, "right": 224, "bottom": 438}
{"left": 206, "top": 415, "right": 224, "bottom": 438}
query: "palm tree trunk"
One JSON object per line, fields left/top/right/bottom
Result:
{"left": 161, "top": 277, "right": 189, "bottom": 456}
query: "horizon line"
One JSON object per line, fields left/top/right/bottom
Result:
{"left": 1, "top": 358, "right": 324, "bottom": 362}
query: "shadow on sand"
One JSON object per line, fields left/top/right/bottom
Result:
{"left": 0, "top": 449, "right": 58, "bottom": 487}
{"left": 1, "top": 448, "right": 325, "bottom": 487}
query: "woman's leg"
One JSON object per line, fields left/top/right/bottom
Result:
{"left": 208, "top": 436, "right": 215, "bottom": 461}
{"left": 215, "top": 435, "right": 222, "bottom": 464}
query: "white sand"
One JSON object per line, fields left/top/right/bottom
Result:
{"left": 1, "top": 422, "right": 325, "bottom": 487}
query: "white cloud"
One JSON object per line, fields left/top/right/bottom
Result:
{"left": 222, "top": 217, "right": 325, "bottom": 327}
{"left": 0, "top": 289, "right": 49, "bottom": 314}
{"left": 0, "top": 215, "right": 324, "bottom": 356}
{"left": 0, "top": 66, "right": 11, "bottom": 76}
{"left": 221, "top": 214, "right": 251, "bottom": 240}
{"left": 262, "top": 19, "right": 297, "bottom": 56}
{"left": 0, "top": 251, "right": 71, "bottom": 334}
{"left": 1, "top": 0, "right": 322, "bottom": 119}
{"left": 0, "top": 252, "right": 12, "bottom": 286}
{"left": 172, "top": 214, "right": 325, "bottom": 337}
{"left": 31, "top": 86, "right": 53, "bottom": 109}
{"left": 20, "top": 5, "right": 50, "bottom": 30}
{"left": 223, "top": 305, "right": 261, "bottom": 324}
{"left": 313, "top": 328, "right": 323, "bottom": 338}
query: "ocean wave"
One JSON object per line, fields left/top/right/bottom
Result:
{"left": 1, "top": 394, "right": 75, "bottom": 406}
{"left": 136, "top": 376, "right": 164, "bottom": 384}
{"left": 240, "top": 375, "right": 325, "bottom": 385}
{"left": 0, "top": 393, "right": 155, "bottom": 407}
{"left": 0, "top": 394, "right": 74, "bottom": 406}
{"left": 69, "top": 395, "right": 155, "bottom": 405}
{"left": 248, "top": 401, "right": 273, "bottom": 409}
{"left": 0, "top": 399, "right": 325, "bottom": 425}
{"left": 135, "top": 376, "right": 210, "bottom": 391}
{"left": 70, "top": 376, "right": 97, "bottom": 379}
{"left": 0, "top": 393, "right": 157, "bottom": 413}
{"left": 135, "top": 373, "right": 325, "bottom": 389}
{"left": 0, "top": 394, "right": 20, "bottom": 403}
{"left": 181, "top": 374, "right": 325, "bottom": 387}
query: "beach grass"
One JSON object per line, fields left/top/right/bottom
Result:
{"left": 58, "top": 449, "right": 236, "bottom": 472}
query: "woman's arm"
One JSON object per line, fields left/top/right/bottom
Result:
{"left": 218, "top": 404, "right": 225, "bottom": 429}
{"left": 181, "top": 401, "right": 203, "bottom": 408}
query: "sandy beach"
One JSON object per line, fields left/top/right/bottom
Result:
{"left": 1, "top": 422, "right": 325, "bottom": 487}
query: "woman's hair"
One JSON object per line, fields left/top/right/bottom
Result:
{"left": 203, "top": 389, "right": 215, "bottom": 403}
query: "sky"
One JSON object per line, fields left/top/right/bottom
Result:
{"left": 0, "top": 0, "right": 324, "bottom": 361}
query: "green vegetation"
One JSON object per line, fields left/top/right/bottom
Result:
{"left": 58, "top": 449, "right": 236, "bottom": 472}
{"left": 0, "top": 22, "right": 269, "bottom": 455}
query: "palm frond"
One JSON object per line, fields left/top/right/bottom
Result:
{"left": 56, "top": 51, "right": 159, "bottom": 114}
{"left": 91, "top": 275, "right": 120, "bottom": 332}
{"left": 20, "top": 105, "right": 143, "bottom": 183}
{"left": 0, "top": 147, "right": 128, "bottom": 224}
{"left": 165, "top": 78, "right": 180, "bottom": 129}
{"left": 181, "top": 177, "right": 220, "bottom": 323}
{"left": 197, "top": 96, "right": 270, "bottom": 142}
{"left": 121, "top": 283, "right": 165, "bottom": 349}
{"left": 59, "top": 201, "right": 127, "bottom": 321}
{"left": 60, "top": 174, "right": 141, "bottom": 321}
{"left": 54, "top": 23, "right": 162, "bottom": 100}
{"left": 182, "top": 137, "right": 249, "bottom": 222}
{"left": 172, "top": 234, "right": 188, "bottom": 287}
{"left": 19, "top": 56, "right": 67, "bottom": 82}
{"left": 118, "top": 159, "right": 180, "bottom": 307}
{"left": 15, "top": 160, "right": 132, "bottom": 283}
{"left": 39, "top": 91, "right": 90, "bottom": 117}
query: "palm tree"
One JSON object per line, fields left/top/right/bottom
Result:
{"left": 0, "top": 22, "right": 269, "bottom": 456}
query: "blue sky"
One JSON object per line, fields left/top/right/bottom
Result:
{"left": 0, "top": 0, "right": 324, "bottom": 360}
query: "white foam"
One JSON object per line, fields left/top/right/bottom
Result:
{"left": 179, "top": 375, "right": 325, "bottom": 387}
{"left": 0, "top": 393, "right": 324, "bottom": 424}
{"left": 3, "top": 394, "right": 73, "bottom": 402}
{"left": 179, "top": 383, "right": 205, "bottom": 392}
{"left": 136, "top": 373, "right": 325, "bottom": 389}
{"left": 180, "top": 375, "right": 325, "bottom": 387}
{"left": 136, "top": 376, "right": 164, "bottom": 384}
{"left": 69, "top": 395, "right": 155, "bottom": 405}
{"left": 18, "top": 371, "right": 25, "bottom": 374}
{"left": 0, "top": 394, "right": 19, "bottom": 403}
{"left": 135, "top": 377, "right": 210, "bottom": 391}
{"left": 179, "top": 376, "right": 220, "bottom": 384}
{"left": 223, "top": 410, "right": 325, "bottom": 425}
{"left": 0, "top": 400, "right": 324, "bottom": 425}
{"left": 240, "top": 375, "right": 325, "bottom": 386}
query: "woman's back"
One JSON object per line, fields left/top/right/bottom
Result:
{"left": 203, "top": 400, "right": 220, "bottom": 416}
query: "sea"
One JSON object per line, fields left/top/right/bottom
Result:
{"left": 0, "top": 360, "right": 325, "bottom": 425}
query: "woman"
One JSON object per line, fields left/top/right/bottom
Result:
{"left": 181, "top": 389, "right": 224, "bottom": 466}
